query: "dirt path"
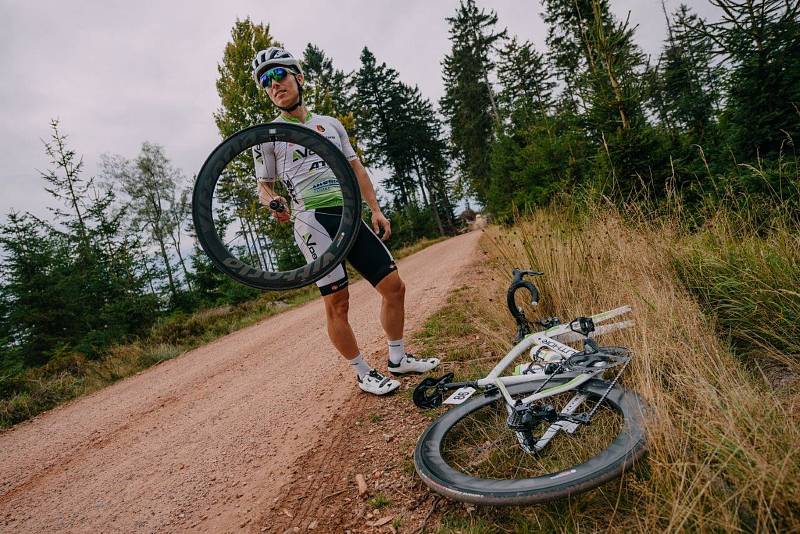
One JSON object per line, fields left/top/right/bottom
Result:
{"left": 0, "top": 230, "right": 481, "bottom": 533}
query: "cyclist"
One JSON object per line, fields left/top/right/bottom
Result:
{"left": 250, "top": 47, "right": 440, "bottom": 395}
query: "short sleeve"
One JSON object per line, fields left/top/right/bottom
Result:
{"left": 331, "top": 119, "right": 358, "bottom": 161}
{"left": 252, "top": 142, "right": 276, "bottom": 182}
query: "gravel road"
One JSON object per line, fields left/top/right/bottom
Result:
{"left": 0, "top": 230, "right": 481, "bottom": 533}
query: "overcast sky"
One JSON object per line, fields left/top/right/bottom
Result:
{"left": 0, "top": 0, "right": 722, "bottom": 223}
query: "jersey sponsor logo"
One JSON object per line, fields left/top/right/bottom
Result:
{"left": 302, "top": 232, "right": 318, "bottom": 260}
{"left": 291, "top": 146, "right": 327, "bottom": 170}
{"left": 292, "top": 146, "right": 323, "bottom": 164}
{"left": 254, "top": 146, "right": 264, "bottom": 163}
{"left": 311, "top": 177, "right": 338, "bottom": 191}
{"left": 316, "top": 124, "right": 326, "bottom": 133}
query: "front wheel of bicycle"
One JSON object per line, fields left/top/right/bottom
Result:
{"left": 414, "top": 378, "right": 647, "bottom": 505}
{"left": 192, "top": 122, "right": 361, "bottom": 291}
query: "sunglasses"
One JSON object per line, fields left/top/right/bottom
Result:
{"left": 259, "top": 67, "right": 290, "bottom": 88}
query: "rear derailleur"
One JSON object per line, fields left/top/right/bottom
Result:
{"left": 506, "top": 401, "right": 559, "bottom": 453}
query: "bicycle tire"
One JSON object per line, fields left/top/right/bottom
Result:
{"left": 414, "top": 378, "right": 647, "bottom": 505}
{"left": 192, "top": 122, "right": 361, "bottom": 291}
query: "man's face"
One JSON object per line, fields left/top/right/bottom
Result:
{"left": 265, "top": 69, "right": 303, "bottom": 109}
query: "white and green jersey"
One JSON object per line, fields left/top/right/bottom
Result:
{"left": 252, "top": 112, "right": 358, "bottom": 210}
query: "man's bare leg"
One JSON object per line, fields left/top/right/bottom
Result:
{"left": 377, "top": 270, "right": 441, "bottom": 373}
{"left": 375, "top": 271, "right": 405, "bottom": 341}
{"left": 322, "top": 288, "right": 359, "bottom": 358}
{"left": 324, "top": 286, "right": 401, "bottom": 394}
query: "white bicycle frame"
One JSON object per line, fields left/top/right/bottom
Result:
{"left": 446, "top": 305, "right": 634, "bottom": 452}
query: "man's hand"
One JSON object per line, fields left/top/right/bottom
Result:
{"left": 258, "top": 183, "right": 291, "bottom": 223}
{"left": 269, "top": 196, "right": 291, "bottom": 223}
{"left": 372, "top": 211, "right": 391, "bottom": 241}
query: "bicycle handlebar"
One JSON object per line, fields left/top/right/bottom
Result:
{"left": 507, "top": 269, "right": 543, "bottom": 343}
{"left": 508, "top": 269, "right": 543, "bottom": 309}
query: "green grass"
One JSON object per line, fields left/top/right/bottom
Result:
{"left": 368, "top": 493, "right": 392, "bottom": 509}
{"left": 672, "top": 211, "right": 800, "bottom": 372}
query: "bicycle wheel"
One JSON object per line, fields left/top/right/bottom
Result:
{"left": 192, "top": 122, "right": 361, "bottom": 291}
{"left": 414, "top": 378, "right": 647, "bottom": 505}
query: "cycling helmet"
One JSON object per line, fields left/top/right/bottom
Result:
{"left": 252, "top": 47, "right": 305, "bottom": 112}
{"left": 252, "top": 47, "right": 303, "bottom": 82}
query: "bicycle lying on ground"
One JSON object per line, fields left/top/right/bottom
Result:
{"left": 412, "top": 269, "right": 648, "bottom": 505}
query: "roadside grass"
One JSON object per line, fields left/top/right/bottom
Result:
{"left": 0, "top": 236, "right": 446, "bottom": 430}
{"left": 672, "top": 210, "right": 800, "bottom": 376}
{"left": 412, "top": 206, "right": 800, "bottom": 532}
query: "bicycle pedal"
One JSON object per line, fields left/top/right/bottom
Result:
{"left": 412, "top": 373, "right": 454, "bottom": 409}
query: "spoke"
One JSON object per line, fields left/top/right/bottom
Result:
{"left": 290, "top": 214, "right": 343, "bottom": 243}
{"left": 224, "top": 231, "right": 245, "bottom": 249}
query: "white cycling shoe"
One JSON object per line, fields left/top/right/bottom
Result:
{"left": 357, "top": 369, "right": 401, "bottom": 396}
{"left": 387, "top": 353, "right": 441, "bottom": 375}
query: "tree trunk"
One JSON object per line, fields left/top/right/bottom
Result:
{"left": 413, "top": 158, "right": 445, "bottom": 236}
{"left": 238, "top": 216, "right": 258, "bottom": 269}
{"left": 154, "top": 224, "right": 177, "bottom": 302}
{"left": 168, "top": 227, "right": 192, "bottom": 291}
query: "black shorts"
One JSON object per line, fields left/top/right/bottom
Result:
{"left": 293, "top": 206, "right": 397, "bottom": 296}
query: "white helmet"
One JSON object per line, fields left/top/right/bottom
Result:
{"left": 252, "top": 47, "right": 303, "bottom": 85}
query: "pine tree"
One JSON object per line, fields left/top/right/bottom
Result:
{"left": 302, "top": 44, "right": 350, "bottom": 116}
{"left": 352, "top": 48, "right": 456, "bottom": 235}
{"left": 485, "top": 37, "right": 571, "bottom": 218}
{"left": 40, "top": 119, "right": 93, "bottom": 247}
{"left": 353, "top": 47, "right": 417, "bottom": 206}
{"left": 0, "top": 213, "right": 74, "bottom": 366}
{"left": 1, "top": 123, "right": 157, "bottom": 365}
{"left": 543, "top": 0, "right": 613, "bottom": 109}
{"left": 700, "top": 0, "right": 800, "bottom": 160}
{"left": 543, "top": 0, "right": 662, "bottom": 196}
{"left": 400, "top": 84, "right": 457, "bottom": 234}
{"left": 441, "top": 0, "right": 506, "bottom": 203}
{"left": 655, "top": 4, "right": 721, "bottom": 142}
{"left": 497, "top": 38, "right": 555, "bottom": 124}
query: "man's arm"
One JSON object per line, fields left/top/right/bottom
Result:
{"left": 257, "top": 180, "right": 277, "bottom": 206}
{"left": 350, "top": 158, "right": 391, "bottom": 241}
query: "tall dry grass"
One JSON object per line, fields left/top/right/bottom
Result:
{"left": 456, "top": 205, "right": 800, "bottom": 532}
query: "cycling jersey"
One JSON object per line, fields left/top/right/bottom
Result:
{"left": 252, "top": 112, "right": 358, "bottom": 210}
{"left": 252, "top": 112, "right": 396, "bottom": 295}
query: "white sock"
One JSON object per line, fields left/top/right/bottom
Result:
{"left": 388, "top": 339, "right": 405, "bottom": 365}
{"left": 349, "top": 353, "right": 371, "bottom": 378}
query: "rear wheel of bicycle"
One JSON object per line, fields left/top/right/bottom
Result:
{"left": 414, "top": 378, "right": 647, "bottom": 505}
{"left": 192, "top": 122, "right": 361, "bottom": 290}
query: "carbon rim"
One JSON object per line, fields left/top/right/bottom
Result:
{"left": 192, "top": 122, "right": 361, "bottom": 290}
